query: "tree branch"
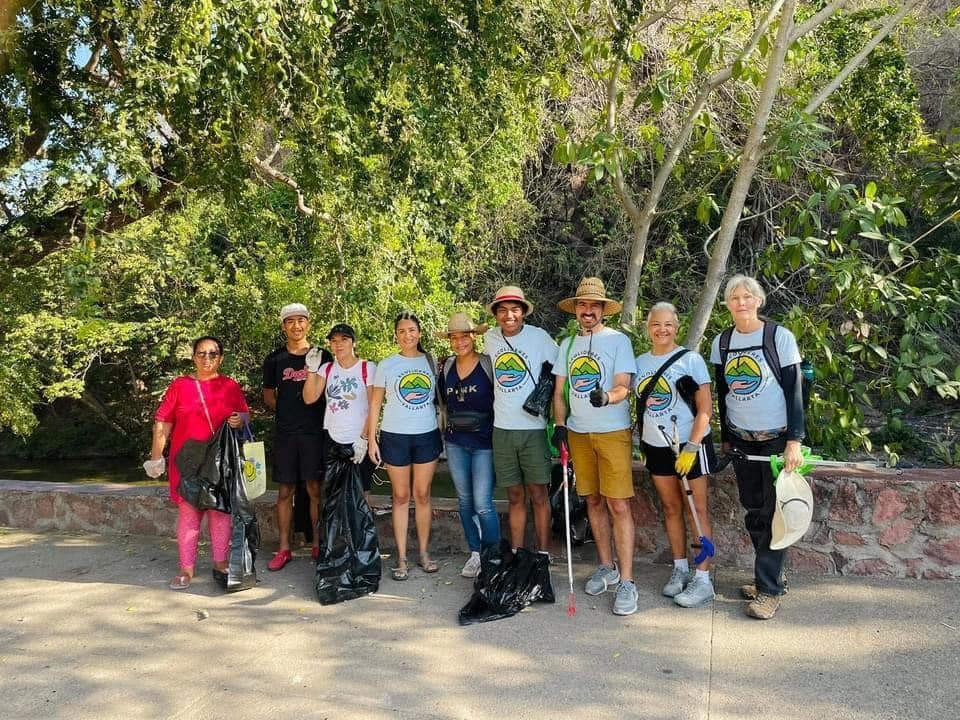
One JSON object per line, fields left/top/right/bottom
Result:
{"left": 802, "top": 1, "right": 921, "bottom": 116}
{"left": 789, "top": 0, "right": 850, "bottom": 44}
{"left": 252, "top": 143, "right": 317, "bottom": 217}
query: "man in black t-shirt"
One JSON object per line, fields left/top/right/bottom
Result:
{"left": 262, "top": 303, "right": 332, "bottom": 571}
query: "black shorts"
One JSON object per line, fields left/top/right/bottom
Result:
{"left": 323, "top": 433, "right": 374, "bottom": 492}
{"left": 272, "top": 433, "right": 324, "bottom": 485}
{"left": 379, "top": 429, "right": 442, "bottom": 467}
{"left": 642, "top": 435, "right": 716, "bottom": 479}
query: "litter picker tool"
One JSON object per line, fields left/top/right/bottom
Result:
{"left": 658, "top": 417, "right": 715, "bottom": 564}
{"left": 719, "top": 447, "right": 880, "bottom": 476}
{"left": 559, "top": 441, "right": 576, "bottom": 617}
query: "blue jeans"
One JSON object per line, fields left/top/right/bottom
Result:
{"left": 446, "top": 442, "right": 500, "bottom": 552}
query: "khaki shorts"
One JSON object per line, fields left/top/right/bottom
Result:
{"left": 492, "top": 427, "right": 552, "bottom": 488}
{"left": 568, "top": 428, "right": 634, "bottom": 499}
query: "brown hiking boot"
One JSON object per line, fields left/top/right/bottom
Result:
{"left": 745, "top": 593, "right": 782, "bottom": 619}
{"left": 740, "top": 576, "right": 789, "bottom": 600}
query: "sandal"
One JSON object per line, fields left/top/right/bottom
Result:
{"left": 418, "top": 555, "right": 439, "bottom": 574}
{"left": 391, "top": 559, "right": 409, "bottom": 581}
{"left": 169, "top": 573, "right": 192, "bottom": 590}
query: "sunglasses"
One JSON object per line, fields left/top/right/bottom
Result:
{"left": 194, "top": 351, "right": 221, "bottom": 358}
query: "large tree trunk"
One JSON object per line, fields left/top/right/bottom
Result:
{"left": 684, "top": 0, "right": 798, "bottom": 350}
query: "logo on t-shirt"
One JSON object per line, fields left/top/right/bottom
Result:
{"left": 569, "top": 353, "right": 602, "bottom": 395}
{"left": 281, "top": 367, "right": 309, "bottom": 382}
{"left": 636, "top": 375, "right": 672, "bottom": 412}
{"left": 397, "top": 371, "right": 433, "bottom": 407}
{"left": 494, "top": 352, "right": 529, "bottom": 389}
{"left": 326, "top": 375, "right": 361, "bottom": 413}
{"left": 725, "top": 355, "right": 763, "bottom": 398}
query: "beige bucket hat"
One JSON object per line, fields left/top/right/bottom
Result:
{"left": 435, "top": 312, "right": 489, "bottom": 339}
{"left": 486, "top": 285, "right": 534, "bottom": 315}
{"left": 558, "top": 277, "right": 623, "bottom": 316}
{"left": 770, "top": 470, "right": 814, "bottom": 550}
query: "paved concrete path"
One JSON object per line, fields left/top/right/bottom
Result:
{"left": 1, "top": 529, "right": 958, "bottom": 720}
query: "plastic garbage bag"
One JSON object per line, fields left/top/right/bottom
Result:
{"left": 522, "top": 361, "right": 555, "bottom": 417}
{"left": 458, "top": 540, "right": 555, "bottom": 625}
{"left": 315, "top": 442, "right": 381, "bottom": 605}
{"left": 549, "top": 462, "right": 591, "bottom": 546}
{"left": 176, "top": 423, "right": 259, "bottom": 592}
{"left": 175, "top": 424, "right": 232, "bottom": 513}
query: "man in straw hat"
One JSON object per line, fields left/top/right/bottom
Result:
{"left": 552, "top": 278, "right": 639, "bottom": 615}
{"left": 483, "top": 286, "right": 559, "bottom": 554}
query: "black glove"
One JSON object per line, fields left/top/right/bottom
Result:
{"left": 589, "top": 387, "right": 609, "bottom": 407}
{"left": 552, "top": 425, "right": 568, "bottom": 452}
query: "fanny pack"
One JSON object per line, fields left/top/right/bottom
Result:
{"left": 447, "top": 411, "right": 491, "bottom": 433}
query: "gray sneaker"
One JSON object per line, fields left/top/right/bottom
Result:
{"left": 673, "top": 574, "right": 715, "bottom": 608}
{"left": 613, "top": 581, "right": 639, "bottom": 616}
{"left": 662, "top": 566, "right": 690, "bottom": 597}
{"left": 585, "top": 565, "right": 620, "bottom": 595}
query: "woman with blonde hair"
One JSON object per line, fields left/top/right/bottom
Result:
{"left": 634, "top": 302, "right": 716, "bottom": 608}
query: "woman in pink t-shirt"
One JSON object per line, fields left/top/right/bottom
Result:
{"left": 145, "top": 336, "right": 249, "bottom": 590}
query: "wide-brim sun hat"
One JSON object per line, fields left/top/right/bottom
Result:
{"left": 435, "top": 312, "right": 489, "bottom": 339}
{"left": 770, "top": 470, "right": 814, "bottom": 550}
{"left": 486, "top": 285, "right": 533, "bottom": 316}
{"left": 280, "top": 303, "right": 311, "bottom": 323}
{"left": 558, "top": 277, "right": 623, "bottom": 316}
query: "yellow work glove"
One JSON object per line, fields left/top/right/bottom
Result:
{"left": 674, "top": 442, "right": 699, "bottom": 477}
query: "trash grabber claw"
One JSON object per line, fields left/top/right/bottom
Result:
{"left": 560, "top": 442, "right": 576, "bottom": 617}
{"left": 659, "top": 419, "right": 715, "bottom": 564}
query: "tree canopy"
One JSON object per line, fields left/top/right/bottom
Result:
{"left": 1, "top": 0, "right": 958, "bottom": 465}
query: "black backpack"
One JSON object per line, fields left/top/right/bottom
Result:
{"left": 718, "top": 320, "right": 811, "bottom": 408}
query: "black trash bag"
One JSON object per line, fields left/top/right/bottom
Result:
{"left": 549, "top": 462, "right": 591, "bottom": 546}
{"left": 522, "top": 361, "right": 555, "bottom": 417}
{"left": 176, "top": 423, "right": 259, "bottom": 592}
{"left": 175, "top": 423, "right": 233, "bottom": 513}
{"left": 458, "top": 540, "right": 555, "bottom": 625}
{"left": 293, "top": 479, "right": 314, "bottom": 539}
{"left": 315, "top": 442, "right": 381, "bottom": 605}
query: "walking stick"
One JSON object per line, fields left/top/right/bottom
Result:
{"left": 560, "top": 442, "right": 576, "bottom": 617}
{"left": 659, "top": 418, "right": 716, "bottom": 564}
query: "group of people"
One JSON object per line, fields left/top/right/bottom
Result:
{"left": 146, "top": 272, "right": 805, "bottom": 621}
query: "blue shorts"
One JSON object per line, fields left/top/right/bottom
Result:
{"left": 379, "top": 429, "right": 442, "bottom": 467}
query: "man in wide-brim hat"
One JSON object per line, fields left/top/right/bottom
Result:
{"left": 482, "top": 285, "right": 559, "bottom": 554}
{"left": 552, "top": 277, "right": 639, "bottom": 616}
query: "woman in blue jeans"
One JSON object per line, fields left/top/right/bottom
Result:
{"left": 437, "top": 312, "right": 500, "bottom": 578}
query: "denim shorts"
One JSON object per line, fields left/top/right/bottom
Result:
{"left": 379, "top": 429, "right": 443, "bottom": 467}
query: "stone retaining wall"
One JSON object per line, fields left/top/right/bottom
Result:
{"left": 1, "top": 465, "right": 958, "bottom": 579}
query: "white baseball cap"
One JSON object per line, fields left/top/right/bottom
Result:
{"left": 770, "top": 470, "right": 814, "bottom": 550}
{"left": 280, "top": 303, "right": 310, "bottom": 323}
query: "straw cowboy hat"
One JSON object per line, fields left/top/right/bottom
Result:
{"left": 558, "top": 277, "right": 623, "bottom": 316}
{"left": 486, "top": 285, "right": 534, "bottom": 315}
{"left": 770, "top": 470, "right": 814, "bottom": 550}
{"left": 435, "top": 312, "right": 489, "bottom": 339}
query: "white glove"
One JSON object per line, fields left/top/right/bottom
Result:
{"left": 352, "top": 437, "right": 368, "bottom": 464}
{"left": 305, "top": 347, "right": 324, "bottom": 373}
{"left": 143, "top": 458, "right": 165, "bottom": 478}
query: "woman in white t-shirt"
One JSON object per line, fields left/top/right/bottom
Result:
{"left": 303, "top": 323, "right": 377, "bottom": 499}
{"left": 635, "top": 302, "right": 715, "bottom": 608}
{"left": 366, "top": 311, "right": 441, "bottom": 581}
{"left": 710, "top": 275, "right": 805, "bottom": 620}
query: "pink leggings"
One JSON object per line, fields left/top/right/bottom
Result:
{"left": 176, "top": 502, "right": 232, "bottom": 570}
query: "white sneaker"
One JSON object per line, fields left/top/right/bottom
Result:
{"left": 674, "top": 575, "right": 715, "bottom": 608}
{"left": 461, "top": 553, "right": 482, "bottom": 578}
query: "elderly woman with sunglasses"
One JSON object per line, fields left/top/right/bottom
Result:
{"left": 145, "top": 336, "right": 249, "bottom": 590}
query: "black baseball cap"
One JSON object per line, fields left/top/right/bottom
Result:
{"left": 326, "top": 323, "right": 356, "bottom": 341}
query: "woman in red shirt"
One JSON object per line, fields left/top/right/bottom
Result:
{"left": 145, "top": 336, "right": 249, "bottom": 590}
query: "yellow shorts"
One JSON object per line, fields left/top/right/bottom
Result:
{"left": 567, "top": 428, "right": 634, "bottom": 499}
